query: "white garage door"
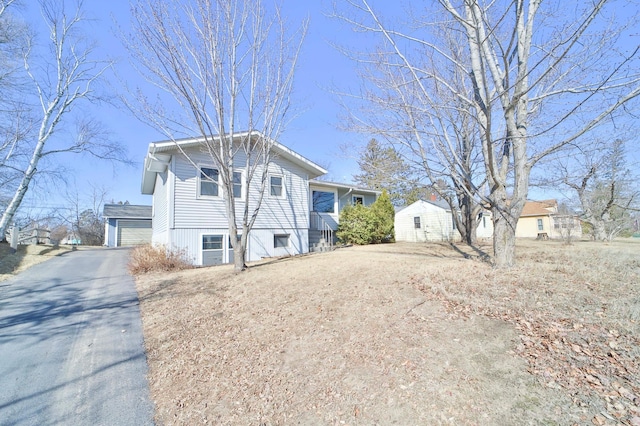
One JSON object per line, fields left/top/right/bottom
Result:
{"left": 117, "top": 220, "right": 152, "bottom": 246}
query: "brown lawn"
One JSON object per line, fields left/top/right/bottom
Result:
{"left": 133, "top": 239, "right": 640, "bottom": 425}
{"left": 0, "top": 243, "right": 73, "bottom": 281}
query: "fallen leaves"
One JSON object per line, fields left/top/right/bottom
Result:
{"left": 417, "top": 273, "right": 640, "bottom": 425}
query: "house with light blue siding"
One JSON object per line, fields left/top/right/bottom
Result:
{"left": 141, "top": 132, "right": 379, "bottom": 266}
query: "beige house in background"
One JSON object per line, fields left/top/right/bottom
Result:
{"left": 516, "top": 199, "right": 582, "bottom": 239}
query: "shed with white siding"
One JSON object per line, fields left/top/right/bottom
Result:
{"left": 394, "top": 199, "right": 458, "bottom": 242}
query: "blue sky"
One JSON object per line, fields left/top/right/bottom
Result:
{"left": 48, "top": 1, "right": 371, "bottom": 207}
{"left": 14, "top": 0, "right": 640, "bottom": 215}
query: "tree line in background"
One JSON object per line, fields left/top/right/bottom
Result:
{"left": 338, "top": 0, "right": 640, "bottom": 265}
{"left": 5, "top": 185, "right": 130, "bottom": 247}
{"left": 0, "top": 0, "right": 127, "bottom": 242}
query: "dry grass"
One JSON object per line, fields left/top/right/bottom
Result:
{"left": 418, "top": 239, "right": 640, "bottom": 424}
{"left": 0, "top": 243, "right": 73, "bottom": 281}
{"left": 133, "top": 239, "right": 640, "bottom": 425}
{"left": 128, "top": 244, "right": 193, "bottom": 275}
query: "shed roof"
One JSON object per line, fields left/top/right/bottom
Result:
{"left": 395, "top": 199, "right": 452, "bottom": 214}
{"left": 103, "top": 204, "right": 152, "bottom": 219}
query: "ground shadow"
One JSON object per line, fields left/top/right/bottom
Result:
{"left": 448, "top": 242, "right": 492, "bottom": 263}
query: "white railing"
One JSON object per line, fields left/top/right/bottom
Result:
{"left": 310, "top": 212, "right": 335, "bottom": 249}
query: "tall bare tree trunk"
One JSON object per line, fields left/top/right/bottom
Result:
{"left": 492, "top": 209, "right": 517, "bottom": 267}
{"left": 0, "top": 136, "right": 44, "bottom": 239}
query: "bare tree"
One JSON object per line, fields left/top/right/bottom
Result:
{"left": 58, "top": 184, "right": 108, "bottom": 246}
{"left": 126, "top": 0, "right": 307, "bottom": 271}
{"left": 336, "top": 0, "right": 640, "bottom": 266}
{"left": 554, "top": 139, "right": 639, "bottom": 241}
{"left": 0, "top": 0, "right": 124, "bottom": 241}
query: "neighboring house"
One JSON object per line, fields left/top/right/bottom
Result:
{"left": 395, "top": 198, "right": 493, "bottom": 243}
{"left": 60, "top": 232, "right": 82, "bottom": 245}
{"left": 515, "top": 199, "right": 582, "bottom": 239}
{"left": 103, "top": 204, "right": 153, "bottom": 247}
{"left": 140, "top": 132, "right": 380, "bottom": 266}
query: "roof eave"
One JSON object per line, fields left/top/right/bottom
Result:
{"left": 145, "top": 132, "right": 327, "bottom": 179}
{"left": 141, "top": 152, "right": 171, "bottom": 195}
{"left": 309, "top": 179, "right": 381, "bottom": 195}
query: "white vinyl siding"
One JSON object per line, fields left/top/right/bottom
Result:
{"left": 167, "top": 227, "right": 307, "bottom": 265}
{"left": 394, "top": 201, "right": 458, "bottom": 243}
{"left": 152, "top": 171, "right": 169, "bottom": 245}
{"left": 173, "top": 151, "right": 309, "bottom": 230}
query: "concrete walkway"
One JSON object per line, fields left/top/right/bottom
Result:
{"left": 0, "top": 248, "right": 154, "bottom": 425}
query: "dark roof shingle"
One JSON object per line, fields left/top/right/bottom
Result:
{"left": 103, "top": 204, "right": 152, "bottom": 219}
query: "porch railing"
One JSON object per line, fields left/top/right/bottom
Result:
{"left": 310, "top": 211, "right": 335, "bottom": 249}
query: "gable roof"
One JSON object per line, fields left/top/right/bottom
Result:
{"left": 396, "top": 199, "right": 452, "bottom": 214}
{"left": 103, "top": 204, "right": 152, "bottom": 219}
{"left": 141, "top": 131, "right": 327, "bottom": 194}
{"left": 520, "top": 199, "right": 558, "bottom": 217}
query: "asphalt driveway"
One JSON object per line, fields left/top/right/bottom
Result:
{"left": 0, "top": 248, "right": 154, "bottom": 426}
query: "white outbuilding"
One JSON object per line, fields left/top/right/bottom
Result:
{"left": 394, "top": 199, "right": 493, "bottom": 242}
{"left": 395, "top": 199, "right": 456, "bottom": 242}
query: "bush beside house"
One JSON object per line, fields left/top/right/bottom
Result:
{"left": 337, "top": 191, "right": 395, "bottom": 245}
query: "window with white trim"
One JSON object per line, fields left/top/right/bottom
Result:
{"left": 199, "top": 167, "right": 219, "bottom": 197}
{"left": 353, "top": 195, "right": 364, "bottom": 205}
{"left": 274, "top": 234, "right": 289, "bottom": 248}
{"left": 203, "top": 234, "right": 223, "bottom": 250}
{"left": 537, "top": 218, "right": 544, "bottom": 231}
{"left": 270, "top": 175, "right": 283, "bottom": 197}
{"left": 414, "top": 216, "right": 421, "bottom": 229}
{"left": 232, "top": 171, "right": 242, "bottom": 199}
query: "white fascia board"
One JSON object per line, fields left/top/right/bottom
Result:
{"left": 147, "top": 132, "right": 327, "bottom": 179}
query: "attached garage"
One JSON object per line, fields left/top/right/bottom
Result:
{"left": 103, "top": 204, "right": 152, "bottom": 247}
{"left": 117, "top": 220, "right": 152, "bottom": 247}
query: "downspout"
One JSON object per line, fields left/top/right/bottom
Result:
{"left": 340, "top": 188, "right": 354, "bottom": 207}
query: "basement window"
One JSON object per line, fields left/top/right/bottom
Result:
{"left": 274, "top": 234, "right": 290, "bottom": 248}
